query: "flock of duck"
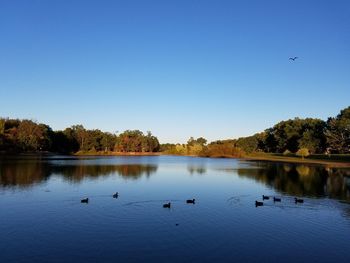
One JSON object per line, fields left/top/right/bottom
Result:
{"left": 255, "top": 195, "right": 304, "bottom": 207}
{"left": 80, "top": 193, "right": 195, "bottom": 208}
{"left": 80, "top": 192, "right": 119, "bottom": 203}
{"left": 162, "top": 198, "right": 195, "bottom": 208}
{"left": 81, "top": 193, "right": 304, "bottom": 208}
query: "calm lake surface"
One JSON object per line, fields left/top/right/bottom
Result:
{"left": 1, "top": 155, "right": 350, "bottom": 263}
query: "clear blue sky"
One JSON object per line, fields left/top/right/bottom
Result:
{"left": 0, "top": 0, "right": 349, "bottom": 143}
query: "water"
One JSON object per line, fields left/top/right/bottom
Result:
{"left": 0, "top": 155, "right": 350, "bottom": 262}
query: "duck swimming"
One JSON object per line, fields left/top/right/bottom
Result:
{"left": 163, "top": 202, "right": 171, "bottom": 208}
{"left": 262, "top": 195, "right": 269, "bottom": 200}
{"left": 255, "top": 201, "right": 263, "bottom": 207}
{"left": 273, "top": 197, "right": 281, "bottom": 202}
{"left": 295, "top": 198, "right": 304, "bottom": 203}
{"left": 186, "top": 199, "right": 195, "bottom": 204}
{"left": 81, "top": 198, "right": 89, "bottom": 203}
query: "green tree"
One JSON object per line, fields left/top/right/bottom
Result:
{"left": 142, "top": 131, "right": 160, "bottom": 152}
{"left": 262, "top": 118, "right": 326, "bottom": 154}
{"left": 325, "top": 107, "right": 350, "bottom": 153}
{"left": 71, "top": 125, "right": 88, "bottom": 151}
{"left": 101, "top": 132, "right": 116, "bottom": 152}
{"left": 298, "top": 119, "right": 326, "bottom": 154}
{"left": 236, "top": 135, "right": 259, "bottom": 153}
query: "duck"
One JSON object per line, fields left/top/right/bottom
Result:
{"left": 186, "top": 199, "right": 195, "bottom": 204}
{"left": 295, "top": 198, "right": 304, "bottom": 203}
{"left": 81, "top": 198, "right": 89, "bottom": 203}
{"left": 255, "top": 201, "right": 263, "bottom": 207}
{"left": 112, "top": 192, "right": 119, "bottom": 198}
{"left": 262, "top": 195, "right": 269, "bottom": 200}
{"left": 163, "top": 202, "right": 171, "bottom": 208}
{"left": 273, "top": 197, "right": 281, "bottom": 202}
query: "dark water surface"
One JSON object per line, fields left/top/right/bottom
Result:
{"left": 1, "top": 156, "right": 350, "bottom": 262}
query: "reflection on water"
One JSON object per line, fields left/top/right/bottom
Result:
{"left": 0, "top": 161, "right": 51, "bottom": 188}
{"left": 53, "top": 164, "right": 157, "bottom": 182}
{"left": 1, "top": 157, "right": 349, "bottom": 202}
{"left": 1, "top": 156, "right": 350, "bottom": 263}
{"left": 187, "top": 165, "right": 206, "bottom": 175}
{"left": 235, "top": 162, "right": 350, "bottom": 201}
{"left": 0, "top": 157, "right": 157, "bottom": 188}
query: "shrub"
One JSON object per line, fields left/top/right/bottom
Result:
{"left": 283, "top": 149, "right": 292, "bottom": 156}
{"left": 296, "top": 148, "right": 310, "bottom": 159}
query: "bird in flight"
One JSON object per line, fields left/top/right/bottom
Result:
{"left": 289, "top": 56, "right": 298, "bottom": 61}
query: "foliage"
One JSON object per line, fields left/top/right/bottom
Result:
{"left": 325, "top": 106, "right": 350, "bottom": 153}
{"left": 262, "top": 118, "right": 326, "bottom": 154}
{"left": 159, "top": 143, "right": 176, "bottom": 152}
{"left": 1, "top": 106, "right": 349, "bottom": 156}
{"left": 115, "top": 130, "right": 159, "bottom": 152}
{"left": 296, "top": 148, "right": 310, "bottom": 159}
{"left": 175, "top": 144, "right": 187, "bottom": 155}
{"left": 0, "top": 118, "right": 159, "bottom": 154}
{"left": 187, "top": 137, "right": 207, "bottom": 146}
{"left": 201, "top": 140, "right": 245, "bottom": 158}
{"left": 235, "top": 135, "right": 259, "bottom": 153}
{"left": 283, "top": 149, "right": 292, "bottom": 156}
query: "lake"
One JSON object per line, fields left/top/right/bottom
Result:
{"left": 1, "top": 155, "right": 350, "bottom": 262}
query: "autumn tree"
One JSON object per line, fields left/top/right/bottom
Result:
{"left": 16, "top": 120, "right": 52, "bottom": 151}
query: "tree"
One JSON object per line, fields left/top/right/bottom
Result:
{"left": 100, "top": 132, "right": 116, "bottom": 152}
{"left": 236, "top": 135, "right": 259, "bottom": 153}
{"left": 115, "top": 130, "right": 159, "bottom": 152}
{"left": 0, "top": 119, "right": 5, "bottom": 149}
{"left": 203, "top": 140, "right": 244, "bottom": 157}
{"left": 159, "top": 143, "right": 176, "bottom": 152}
{"left": 62, "top": 128, "right": 80, "bottom": 152}
{"left": 296, "top": 148, "right": 310, "bottom": 159}
{"left": 325, "top": 107, "right": 350, "bottom": 153}
{"left": 175, "top": 144, "right": 187, "bottom": 155}
{"left": 0, "top": 119, "right": 5, "bottom": 135}
{"left": 142, "top": 131, "right": 160, "bottom": 152}
{"left": 188, "top": 143, "right": 204, "bottom": 155}
{"left": 186, "top": 137, "right": 207, "bottom": 155}
{"left": 195, "top": 137, "right": 207, "bottom": 146}
{"left": 262, "top": 118, "right": 326, "bottom": 154}
{"left": 71, "top": 125, "right": 88, "bottom": 151}
{"left": 298, "top": 119, "right": 326, "bottom": 154}
{"left": 17, "top": 120, "right": 51, "bottom": 151}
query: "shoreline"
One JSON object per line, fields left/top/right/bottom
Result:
{"left": 74, "top": 151, "right": 163, "bottom": 156}
{"left": 242, "top": 155, "right": 350, "bottom": 168}
{"left": 2, "top": 151, "right": 350, "bottom": 167}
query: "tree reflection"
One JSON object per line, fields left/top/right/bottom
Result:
{"left": 53, "top": 164, "right": 157, "bottom": 182}
{"left": 236, "top": 162, "right": 350, "bottom": 200}
{"left": 0, "top": 159, "right": 158, "bottom": 188}
{"left": 0, "top": 160, "right": 51, "bottom": 188}
{"left": 187, "top": 165, "right": 206, "bottom": 175}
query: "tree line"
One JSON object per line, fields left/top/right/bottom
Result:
{"left": 1, "top": 106, "right": 349, "bottom": 156}
{"left": 0, "top": 120, "right": 159, "bottom": 154}
{"left": 235, "top": 106, "right": 350, "bottom": 155}
{"left": 162, "top": 106, "right": 350, "bottom": 157}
